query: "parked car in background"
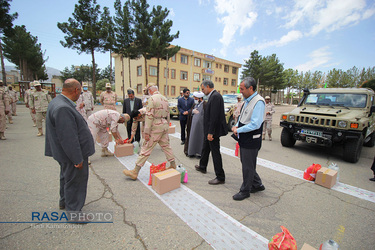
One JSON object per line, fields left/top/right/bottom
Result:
{"left": 223, "top": 94, "right": 239, "bottom": 131}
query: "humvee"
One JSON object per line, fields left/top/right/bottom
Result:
{"left": 280, "top": 88, "right": 375, "bottom": 163}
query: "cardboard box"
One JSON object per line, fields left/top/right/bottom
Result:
{"left": 315, "top": 167, "right": 337, "bottom": 188}
{"left": 114, "top": 143, "right": 134, "bottom": 157}
{"left": 168, "top": 125, "right": 176, "bottom": 134}
{"left": 301, "top": 243, "right": 317, "bottom": 250}
{"left": 152, "top": 169, "right": 181, "bottom": 195}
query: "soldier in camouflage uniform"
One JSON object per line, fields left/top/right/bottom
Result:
{"left": 263, "top": 96, "right": 275, "bottom": 141}
{"left": 29, "top": 81, "right": 52, "bottom": 136}
{"left": 99, "top": 82, "right": 117, "bottom": 110}
{"left": 123, "top": 85, "right": 177, "bottom": 180}
{"left": 128, "top": 107, "right": 146, "bottom": 143}
{"left": 24, "top": 82, "right": 36, "bottom": 127}
{"left": 82, "top": 82, "right": 94, "bottom": 117}
{"left": 0, "top": 80, "right": 11, "bottom": 140}
{"left": 7, "top": 85, "right": 18, "bottom": 117}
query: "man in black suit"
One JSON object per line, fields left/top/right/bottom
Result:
{"left": 195, "top": 80, "right": 228, "bottom": 185}
{"left": 123, "top": 89, "right": 143, "bottom": 143}
{"left": 45, "top": 78, "right": 95, "bottom": 212}
{"left": 177, "top": 88, "right": 194, "bottom": 145}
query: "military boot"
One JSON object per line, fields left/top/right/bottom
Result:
{"left": 9, "top": 118, "right": 13, "bottom": 124}
{"left": 167, "top": 160, "right": 177, "bottom": 169}
{"left": 123, "top": 166, "right": 141, "bottom": 180}
{"left": 268, "top": 134, "right": 272, "bottom": 141}
{"left": 0, "top": 132, "right": 6, "bottom": 140}
{"left": 33, "top": 121, "right": 36, "bottom": 127}
{"left": 101, "top": 147, "right": 114, "bottom": 157}
{"left": 37, "top": 128, "right": 43, "bottom": 136}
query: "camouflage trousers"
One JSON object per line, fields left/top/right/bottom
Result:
{"left": 0, "top": 111, "right": 6, "bottom": 132}
{"left": 263, "top": 120, "right": 272, "bottom": 135}
{"left": 29, "top": 108, "right": 36, "bottom": 122}
{"left": 135, "top": 127, "right": 175, "bottom": 168}
{"left": 104, "top": 105, "right": 116, "bottom": 111}
{"left": 88, "top": 120, "right": 112, "bottom": 148}
{"left": 36, "top": 112, "right": 47, "bottom": 129}
{"left": 11, "top": 103, "right": 16, "bottom": 115}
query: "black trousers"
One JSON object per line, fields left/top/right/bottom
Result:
{"left": 59, "top": 158, "right": 89, "bottom": 211}
{"left": 371, "top": 156, "right": 375, "bottom": 175}
{"left": 127, "top": 119, "right": 140, "bottom": 143}
{"left": 180, "top": 119, "right": 187, "bottom": 142}
{"left": 239, "top": 147, "right": 262, "bottom": 193}
{"left": 199, "top": 137, "right": 225, "bottom": 181}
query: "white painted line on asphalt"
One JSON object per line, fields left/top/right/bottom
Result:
{"left": 170, "top": 132, "right": 375, "bottom": 204}
{"left": 108, "top": 142, "right": 269, "bottom": 250}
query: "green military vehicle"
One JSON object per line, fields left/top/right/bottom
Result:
{"left": 280, "top": 88, "right": 375, "bottom": 163}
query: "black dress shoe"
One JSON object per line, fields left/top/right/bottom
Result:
{"left": 181, "top": 141, "right": 185, "bottom": 145}
{"left": 208, "top": 178, "right": 225, "bottom": 185}
{"left": 59, "top": 203, "right": 65, "bottom": 210}
{"left": 370, "top": 177, "right": 375, "bottom": 182}
{"left": 233, "top": 192, "right": 250, "bottom": 201}
{"left": 195, "top": 165, "right": 207, "bottom": 174}
{"left": 250, "top": 185, "right": 265, "bottom": 193}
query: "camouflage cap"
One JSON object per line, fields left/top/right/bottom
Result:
{"left": 33, "top": 81, "right": 41, "bottom": 86}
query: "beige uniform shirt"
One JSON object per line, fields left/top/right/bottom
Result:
{"left": 82, "top": 91, "right": 94, "bottom": 111}
{"left": 144, "top": 91, "right": 170, "bottom": 135}
{"left": 0, "top": 86, "right": 10, "bottom": 112}
{"left": 100, "top": 91, "right": 117, "bottom": 109}
{"left": 30, "top": 90, "right": 52, "bottom": 112}
{"left": 8, "top": 90, "right": 18, "bottom": 103}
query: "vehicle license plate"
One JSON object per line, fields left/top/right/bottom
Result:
{"left": 301, "top": 129, "right": 322, "bottom": 137}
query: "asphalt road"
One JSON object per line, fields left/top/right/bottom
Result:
{"left": 0, "top": 104, "right": 374, "bottom": 249}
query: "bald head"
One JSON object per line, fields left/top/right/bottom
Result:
{"left": 63, "top": 78, "right": 81, "bottom": 92}
{"left": 62, "top": 78, "right": 82, "bottom": 102}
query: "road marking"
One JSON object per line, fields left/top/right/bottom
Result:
{"left": 108, "top": 142, "right": 269, "bottom": 249}
{"left": 170, "top": 132, "right": 375, "bottom": 204}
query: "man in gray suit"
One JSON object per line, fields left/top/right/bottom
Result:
{"left": 45, "top": 78, "right": 95, "bottom": 212}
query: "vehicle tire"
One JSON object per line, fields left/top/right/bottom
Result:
{"left": 363, "top": 132, "right": 375, "bottom": 147}
{"left": 343, "top": 134, "right": 364, "bottom": 163}
{"left": 227, "top": 116, "right": 235, "bottom": 131}
{"left": 280, "top": 127, "right": 296, "bottom": 147}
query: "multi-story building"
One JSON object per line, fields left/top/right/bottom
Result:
{"left": 113, "top": 46, "right": 241, "bottom": 99}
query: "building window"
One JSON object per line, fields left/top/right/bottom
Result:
{"left": 223, "top": 90, "right": 228, "bottom": 94}
{"left": 194, "top": 58, "right": 201, "bottom": 67}
{"left": 231, "top": 79, "right": 236, "bottom": 86}
{"left": 219, "top": 77, "right": 221, "bottom": 82}
{"left": 215, "top": 77, "right": 218, "bottom": 82}
{"left": 224, "top": 65, "right": 229, "bottom": 73}
{"left": 223, "top": 78, "right": 228, "bottom": 85}
{"left": 180, "top": 71, "right": 188, "bottom": 80}
{"left": 171, "top": 69, "right": 176, "bottom": 79}
{"left": 171, "top": 55, "right": 176, "bottom": 62}
{"left": 203, "top": 60, "right": 211, "bottom": 68}
{"left": 220, "top": 64, "right": 222, "bottom": 69}
{"left": 137, "top": 66, "right": 142, "bottom": 76}
{"left": 216, "top": 63, "right": 218, "bottom": 68}
{"left": 171, "top": 86, "right": 176, "bottom": 96}
{"left": 137, "top": 84, "right": 142, "bottom": 94}
{"left": 202, "top": 75, "right": 211, "bottom": 81}
{"left": 181, "top": 54, "right": 188, "bottom": 64}
{"left": 164, "top": 68, "right": 168, "bottom": 78}
{"left": 231, "top": 91, "right": 235, "bottom": 94}
{"left": 180, "top": 86, "right": 187, "bottom": 92}
{"left": 194, "top": 73, "right": 200, "bottom": 82}
{"left": 193, "top": 87, "right": 199, "bottom": 92}
{"left": 149, "top": 66, "right": 157, "bottom": 76}
{"left": 232, "top": 67, "right": 237, "bottom": 74}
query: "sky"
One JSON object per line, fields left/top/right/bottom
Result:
{"left": 6, "top": 0, "right": 375, "bottom": 76}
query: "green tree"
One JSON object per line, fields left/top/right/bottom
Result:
{"left": 149, "top": 5, "right": 180, "bottom": 88}
{"left": 0, "top": 0, "right": 17, "bottom": 82}
{"left": 241, "top": 50, "right": 262, "bottom": 81}
{"left": 361, "top": 79, "right": 375, "bottom": 91}
{"left": 101, "top": 6, "right": 115, "bottom": 83}
{"left": 113, "top": 0, "right": 137, "bottom": 98}
{"left": 100, "top": 65, "right": 114, "bottom": 81}
{"left": 132, "top": 0, "right": 153, "bottom": 85}
{"left": 326, "top": 68, "right": 342, "bottom": 88}
{"left": 96, "top": 78, "right": 111, "bottom": 91}
{"left": 57, "top": 0, "right": 106, "bottom": 100}
{"left": 283, "top": 68, "right": 299, "bottom": 104}
{"left": 3, "top": 25, "right": 48, "bottom": 81}
{"left": 60, "top": 64, "right": 100, "bottom": 84}
{"left": 261, "top": 54, "right": 284, "bottom": 91}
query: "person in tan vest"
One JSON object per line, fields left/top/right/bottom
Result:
{"left": 29, "top": 81, "right": 52, "bottom": 136}
{"left": 24, "top": 82, "right": 37, "bottom": 127}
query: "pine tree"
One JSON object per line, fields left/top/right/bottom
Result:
{"left": 149, "top": 5, "right": 180, "bottom": 89}
{"left": 0, "top": 0, "right": 18, "bottom": 82}
{"left": 57, "top": 0, "right": 105, "bottom": 100}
